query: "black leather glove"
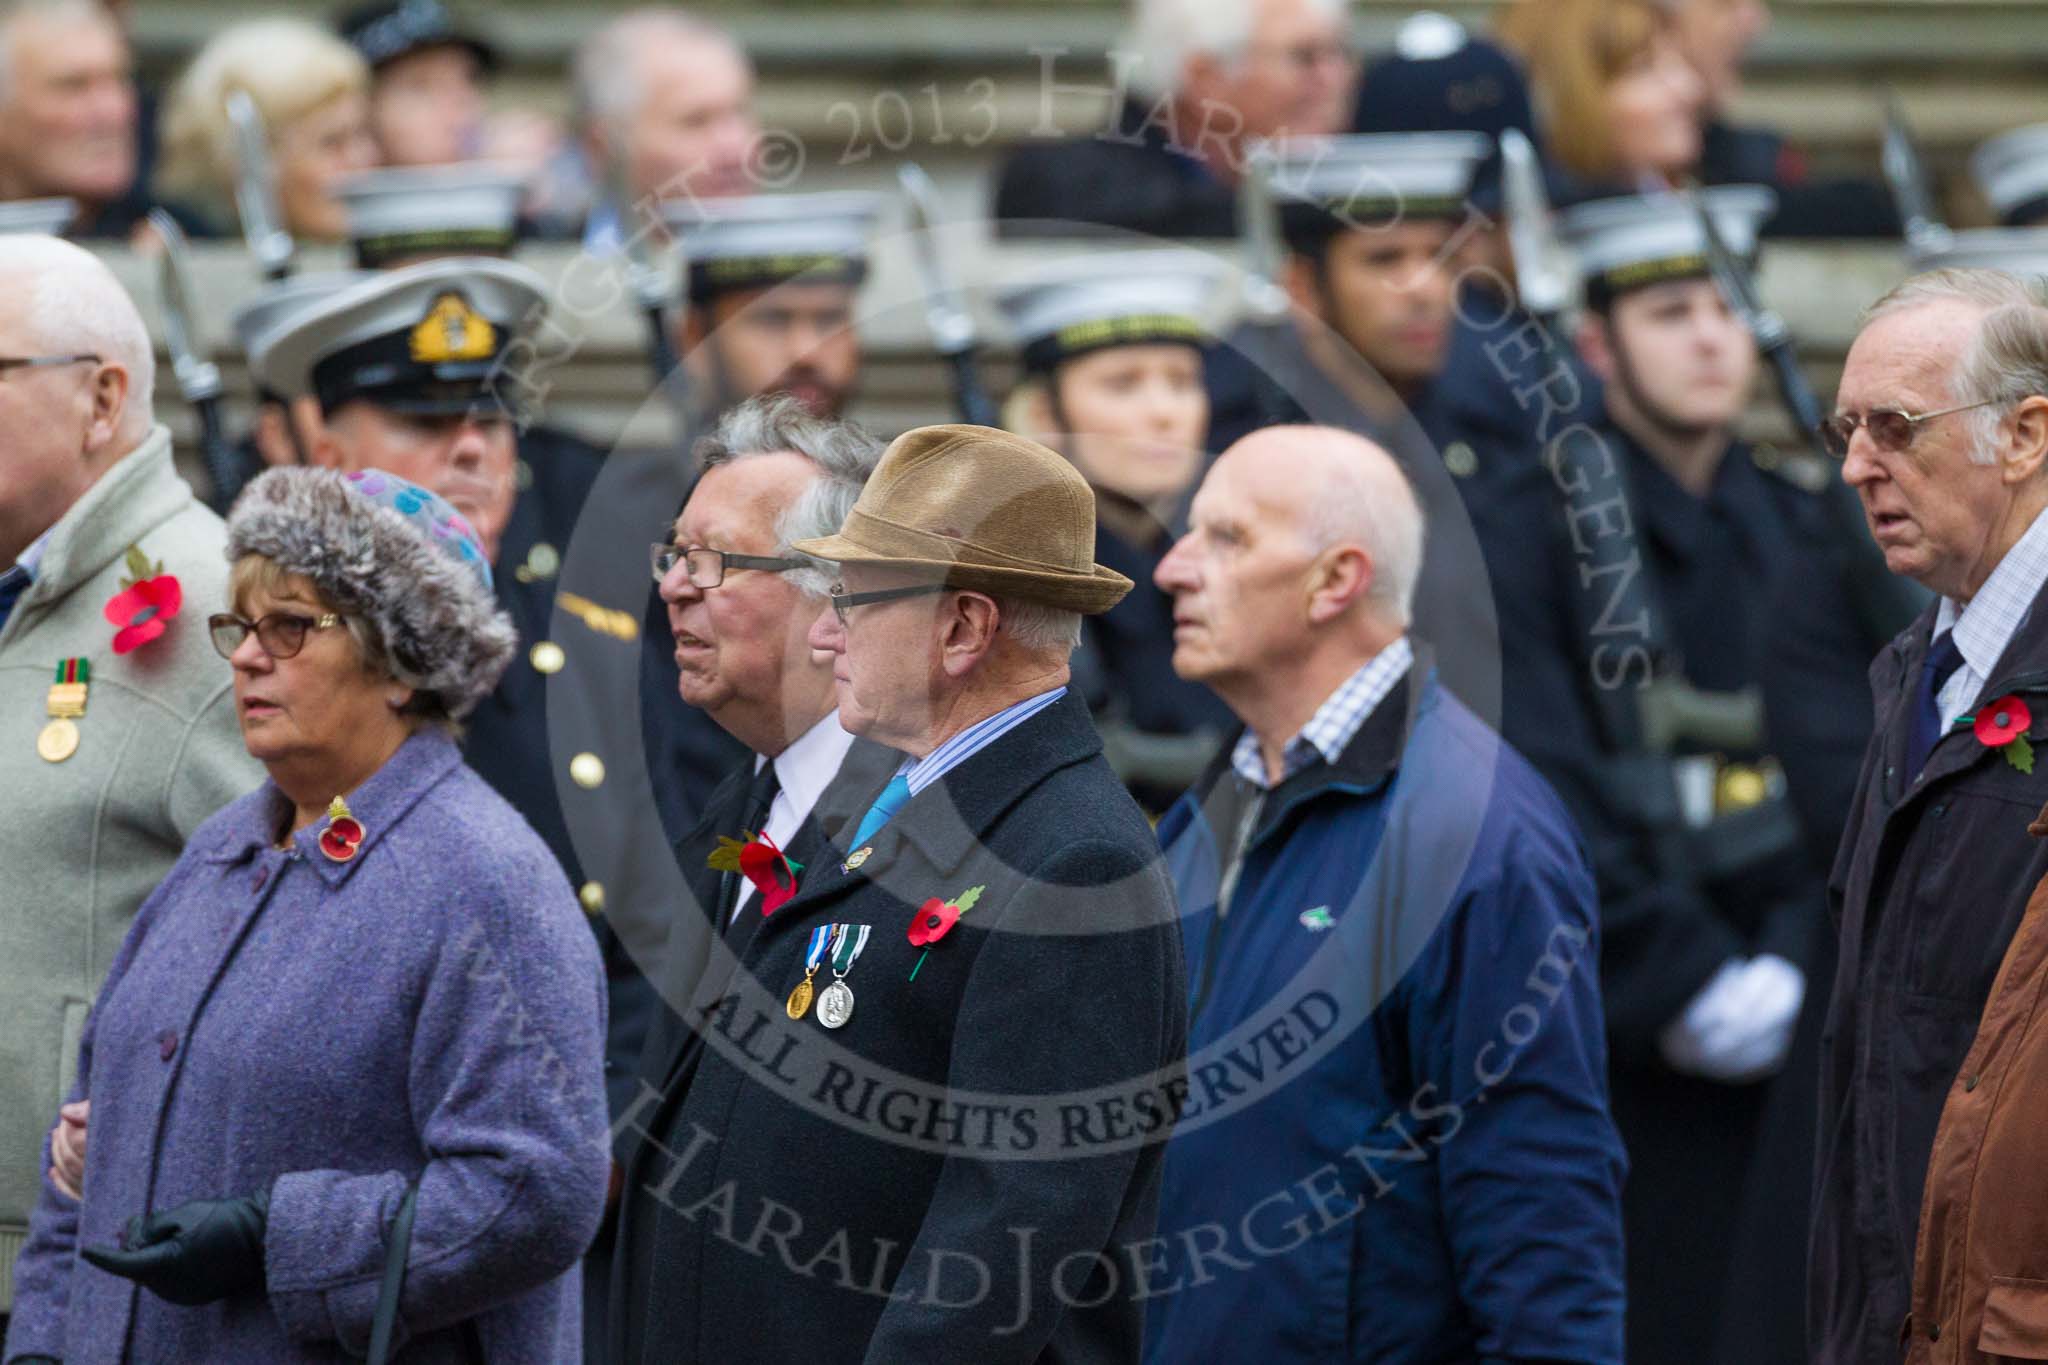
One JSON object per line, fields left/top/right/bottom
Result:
{"left": 81, "top": 1186, "right": 270, "bottom": 1306}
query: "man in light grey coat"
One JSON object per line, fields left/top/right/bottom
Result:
{"left": 0, "top": 235, "right": 259, "bottom": 1322}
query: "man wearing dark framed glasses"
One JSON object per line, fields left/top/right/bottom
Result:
{"left": 0, "top": 235, "right": 259, "bottom": 1342}
{"left": 1813, "top": 264, "right": 2048, "bottom": 1365}
{"left": 608, "top": 397, "right": 901, "bottom": 1364}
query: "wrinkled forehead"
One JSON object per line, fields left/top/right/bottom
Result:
{"left": 1845, "top": 301, "right": 1990, "bottom": 406}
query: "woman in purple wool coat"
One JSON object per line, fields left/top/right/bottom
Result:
{"left": 3, "top": 467, "right": 611, "bottom": 1364}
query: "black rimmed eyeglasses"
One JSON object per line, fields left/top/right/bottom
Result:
{"left": 650, "top": 543, "right": 805, "bottom": 588}
{"left": 827, "top": 582, "right": 949, "bottom": 628}
{"left": 0, "top": 353, "right": 100, "bottom": 377}
{"left": 208, "top": 611, "right": 342, "bottom": 660}
{"left": 1818, "top": 398, "right": 2002, "bottom": 459}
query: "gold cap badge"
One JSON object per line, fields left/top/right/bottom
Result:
{"left": 409, "top": 292, "right": 497, "bottom": 364}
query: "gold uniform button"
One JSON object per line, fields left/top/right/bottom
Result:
{"left": 1443, "top": 442, "right": 1479, "bottom": 478}
{"left": 570, "top": 753, "right": 606, "bottom": 789}
{"left": 525, "top": 542, "right": 560, "bottom": 580}
{"left": 515, "top": 459, "right": 534, "bottom": 491}
{"left": 529, "top": 641, "right": 565, "bottom": 674}
{"left": 579, "top": 881, "right": 606, "bottom": 914}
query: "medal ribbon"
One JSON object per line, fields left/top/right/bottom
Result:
{"left": 830, "top": 923, "right": 871, "bottom": 977}
{"left": 55, "top": 658, "right": 89, "bottom": 684}
{"left": 803, "top": 925, "right": 832, "bottom": 974}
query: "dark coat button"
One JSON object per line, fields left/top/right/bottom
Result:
{"left": 158, "top": 1030, "right": 177, "bottom": 1062}
{"left": 1930, "top": 1323, "right": 1941, "bottom": 1341}
{"left": 1964, "top": 1074, "right": 1979, "bottom": 1092}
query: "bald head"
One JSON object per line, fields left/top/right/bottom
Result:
{"left": 0, "top": 233, "right": 151, "bottom": 440}
{"left": 1217, "top": 425, "right": 1424, "bottom": 621}
{"left": 1155, "top": 424, "right": 1421, "bottom": 723}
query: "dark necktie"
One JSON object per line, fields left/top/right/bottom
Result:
{"left": 0, "top": 563, "right": 30, "bottom": 636}
{"left": 721, "top": 759, "right": 783, "bottom": 929}
{"left": 1908, "top": 630, "right": 1966, "bottom": 778}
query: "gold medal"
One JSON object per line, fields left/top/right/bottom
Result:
{"left": 843, "top": 846, "right": 872, "bottom": 872}
{"left": 40, "top": 658, "right": 89, "bottom": 762}
{"left": 785, "top": 975, "right": 817, "bottom": 1020}
{"left": 37, "top": 717, "right": 78, "bottom": 763}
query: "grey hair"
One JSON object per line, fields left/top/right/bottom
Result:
{"left": 0, "top": 233, "right": 153, "bottom": 441}
{"left": 1306, "top": 440, "right": 1424, "bottom": 626}
{"left": 1123, "top": 0, "right": 1350, "bottom": 100}
{"left": 1861, "top": 267, "right": 2048, "bottom": 465}
{"left": 995, "top": 597, "right": 1084, "bottom": 656}
{"left": 573, "top": 8, "right": 743, "bottom": 132}
{"left": 693, "top": 394, "right": 883, "bottom": 598}
{"left": 0, "top": 0, "right": 115, "bottom": 110}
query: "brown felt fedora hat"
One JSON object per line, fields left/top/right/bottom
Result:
{"left": 791, "top": 424, "right": 1133, "bottom": 615}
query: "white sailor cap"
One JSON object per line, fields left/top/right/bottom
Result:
{"left": 336, "top": 163, "right": 525, "bottom": 269}
{"left": 995, "top": 250, "right": 1233, "bottom": 373}
{"left": 250, "top": 257, "right": 547, "bottom": 417}
{"left": 1908, "top": 227, "right": 2048, "bottom": 279}
{"left": 663, "top": 191, "right": 884, "bottom": 302}
{"left": 0, "top": 198, "right": 75, "bottom": 235}
{"left": 1972, "top": 125, "right": 2048, "bottom": 228}
{"left": 1256, "top": 132, "right": 1491, "bottom": 249}
{"left": 1557, "top": 185, "right": 1776, "bottom": 305}
{"left": 230, "top": 270, "right": 367, "bottom": 381}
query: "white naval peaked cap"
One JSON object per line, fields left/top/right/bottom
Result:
{"left": 1558, "top": 185, "right": 1776, "bottom": 299}
{"left": 1972, "top": 125, "right": 2048, "bottom": 227}
{"left": 0, "top": 198, "right": 75, "bottom": 235}
{"left": 1907, "top": 227, "right": 2048, "bottom": 279}
{"left": 662, "top": 191, "right": 885, "bottom": 300}
{"left": 995, "top": 250, "right": 1232, "bottom": 372}
{"left": 249, "top": 256, "right": 547, "bottom": 413}
{"left": 335, "top": 163, "right": 526, "bottom": 268}
{"left": 230, "top": 271, "right": 366, "bottom": 359}
{"left": 1255, "top": 132, "right": 1492, "bottom": 221}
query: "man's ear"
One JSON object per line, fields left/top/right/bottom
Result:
{"left": 2000, "top": 395, "right": 2048, "bottom": 486}
{"left": 83, "top": 359, "right": 129, "bottom": 454}
{"left": 1282, "top": 253, "right": 1325, "bottom": 321}
{"left": 306, "top": 417, "right": 347, "bottom": 470}
{"left": 1576, "top": 311, "right": 1617, "bottom": 384}
{"left": 937, "top": 592, "right": 1003, "bottom": 678}
{"left": 1305, "top": 544, "right": 1374, "bottom": 625}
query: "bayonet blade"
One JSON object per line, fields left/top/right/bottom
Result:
{"left": 147, "top": 209, "right": 222, "bottom": 404}
{"left": 226, "top": 92, "right": 294, "bottom": 280}
{"left": 1881, "top": 90, "right": 1953, "bottom": 256}
{"left": 896, "top": 161, "right": 976, "bottom": 356}
{"left": 1238, "top": 140, "right": 1291, "bottom": 325}
{"left": 1500, "top": 129, "right": 1571, "bottom": 322}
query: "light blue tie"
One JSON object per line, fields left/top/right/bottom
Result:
{"left": 849, "top": 774, "right": 912, "bottom": 849}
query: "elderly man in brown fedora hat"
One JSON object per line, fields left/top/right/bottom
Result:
{"left": 609, "top": 423, "right": 1188, "bottom": 1363}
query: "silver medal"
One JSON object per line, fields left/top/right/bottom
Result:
{"left": 816, "top": 979, "right": 855, "bottom": 1028}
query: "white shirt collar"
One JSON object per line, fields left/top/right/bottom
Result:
{"left": 1934, "top": 504, "right": 2048, "bottom": 680}
{"left": 13, "top": 525, "right": 53, "bottom": 577}
{"left": 765, "top": 708, "right": 857, "bottom": 819}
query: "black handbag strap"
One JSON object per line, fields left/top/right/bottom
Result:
{"left": 367, "top": 1182, "right": 420, "bottom": 1365}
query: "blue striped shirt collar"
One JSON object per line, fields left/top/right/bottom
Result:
{"left": 898, "top": 686, "right": 1069, "bottom": 796}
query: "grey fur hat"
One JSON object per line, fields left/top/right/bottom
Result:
{"left": 225, "top": 467, "right": 516, "bottom": 719}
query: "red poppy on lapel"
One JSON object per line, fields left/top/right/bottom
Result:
{"left": 104, "top": 547, "right": 182, "bottom": 655}
{"left": 1970, "top": 695, "right": 2035, "bottom": 773}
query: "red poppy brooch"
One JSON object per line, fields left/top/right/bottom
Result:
{"left": 908, "top": 884, "right": 985, "bottom": 981}
{"left": 103, "top": 546, "right": 182, "bottom": 654}
{"left": 707, "top": 831, "right": 804, "bottom": 915}
{"left": 1967, "top": 694, "right": 2035, "bottom": 773}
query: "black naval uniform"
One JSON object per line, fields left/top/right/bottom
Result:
{"left": 1071, "top": 504, "right": 1233, "bottom": 815}
{"left": 1483, "top": 419, "right": 1873, "bottom": 1365}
